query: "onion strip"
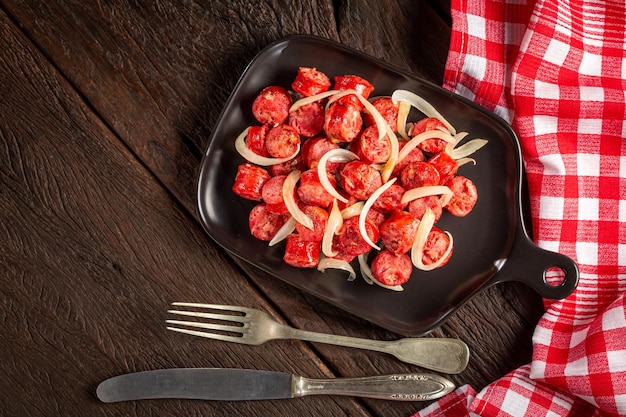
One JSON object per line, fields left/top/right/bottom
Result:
{"left": 269, "top": 216, "right": 296, "bottom": 246}
{"left": 289, "top": 89, "right": 340, "bottom": 113}
{"left": 357, "top": 253, "right": 404, "bottom": 291}
{"left": 359, "top": 177, "right": 397, "bottom": 251}
{"left": 396, "top": 129, "right": 455, "bottom": 164}
{"left": 317, "top": 149, "right": 359, "bottom": 203}
{"left": 391, "top": 90, "right": 457, "bottom": 135}
{"left": 396, "top": 101, "right": 411, "bottom": 140}
{"left": 283, "top": 170, "right": 314, "bottom": 230}
{"left": 449, "top": 138, "right": 488, "bottom": 160}
{"left": 322, "top": 199, "right": 343, "bottom": 257}
{"left": 341, "top": 201, "right": 364, "bottom": 219}
{"left": 401, "top": 185, "right": 454, "bottom": 207}
{"left": 235, "top": 127, "right": 300, "bottom": 166}
{"left": 411, "top": 208, "right": 454, "bottom": 271}
{"left": 317, "top": 257, "right": 356, "bottom": 280}
{"left": 380, "top": 124, "right": 399, "bottom": 182}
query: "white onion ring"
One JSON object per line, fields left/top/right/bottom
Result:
{"left": 283, "top": 170, "right": 313, "bottom": 230}
{"left": 289, "top": 89, "right": 340, "bottom": 113}
{"left": 411, "top": 208, "right": 453, "bottom": 271}
{"left": 396, "top": 129, "right": 455, "bottom": 164}
{"left": 322, "top": 199, "right": 343, "bottom": 257}
{"left": 235, "top": 127, "right": 300, "bottom": 166}
{"left": 359, "top": 177, "right": 397, "bottom": 251}
{"left": 317, "top": 257, "right": 356, "bottom": 280}
{"left": 396, "top": 101, "right": 411, "bottom": 141}
{"left": 268, "top": 216, "right": 296, "bottom": 246}
{"left": 401, "top": 185, "right": 454, "bottom": 207}
{"left": 391, "top": 89, "right": 457, "bottom": 135}
{"left": 317, "top": 149, "right": 358, "bottom": 203}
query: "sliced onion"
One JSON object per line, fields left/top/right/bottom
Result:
{"left": 322, "top": 199, "right": 343, "bottom": 257}
{"left": 318, "top": 257, "right": 356, "bottom": 281}
{"left": 449, "top": 138, "right": 488, "bottom": 160}
{"left": 289, "top": 89, "right": 340, "bottom": 113}
{"left": 411, "top": 208, "right": 454, "bottom": 271}
{"left": 380, "top": 124, "right": 400, "bottom": 182}
{"left": 358, "top": 253, "right": 404, "bottom": 291}
{"left": 317, "top": 149, "right": 359, "bottom": 203}
{"left": 269, "top": 216, "right": 296, "bottom": 246}
{"left": 391, "top": 89, "right": 457, "bottom": 135}
{"left": 457, "top": 157, "right": 477, "bottom": 167}
{"left": 396, "top": 129, "right": 455, "bottom": 164}
{"left": 359, "top": 177, "right": 397, "bottom": 251}
{"left": 401, "top": 185, "right": 454, "bottom": 207}
{"left": 341, "top": 201, "right": 364, "bottom": 219}
{"left": 396, "top": 101, "right": 411, "bottom": 140}
{"left": 235, "top": 127, "right": 300, "bottom": 166}
{"left": 283, "top": 170, "right": 314, "bottom": 230}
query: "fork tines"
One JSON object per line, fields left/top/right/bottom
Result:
{"left": 166, "top": 302, "right": 250, "bottom": 343}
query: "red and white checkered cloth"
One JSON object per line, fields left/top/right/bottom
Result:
{"left": 415, "top": 0, "right": 626, "bottom": 416}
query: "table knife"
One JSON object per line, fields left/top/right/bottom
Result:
{"left": 96, "top": 368, "right": 455, "bottom": 402}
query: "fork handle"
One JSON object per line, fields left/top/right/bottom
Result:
{"left": 282, "top": 327, "right": 469, "bottom": 374}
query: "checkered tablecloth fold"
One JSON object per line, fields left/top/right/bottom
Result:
{"left": 416, "top": 0, "right": 626, "bottom": 416}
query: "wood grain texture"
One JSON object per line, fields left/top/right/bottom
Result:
{"left": 1, "top": 0, "right": 546, "bottom": 416}
{"left": 0, "top": 9, "right": 369, "bottom": 417}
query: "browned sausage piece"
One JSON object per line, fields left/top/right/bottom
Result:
{"left": 400, "top": 161, "right": 440, "bottom": 189}
{"left": 246, "top": 125, "right": 269, "bottom": 156}
{"left": 333, "top": 74, "right": 375, "bottom": 109}
{"left": 324, "top": 102, "right": 363, "bottom": 143}
{"left": 428, "top": 151, "right": 459, "bottom": 185}
{"left": 232, "top": 163, "right": 271, "bottom": 201}
{"left": 353, "top": 125, "right": 391, "bottom": 164}
{"left": 264, "top": 124, "right": 301, "bottom": 158}
{"left": 295, "top": 204, "right": 329, "bottom": 241}
{"left": 296, "top": 169, "right": 335, "bottom": 208}
{"left": 445, "top": 176, "right": 478, "bottom": 217}
{"left": 422, "top": 226, "right": 453, "bottom": 267}
{"left": 288, "top": 101, "right": 325, "bottom": 137}
{"left": 283, "top": 234, "right": 321, "bottom": 268}
{"left": 371, "top": 249, "right": 412, "bottom": 286}
{"left": 363, "top": 97, "right": 399, "bottom": 129}
{"left": 393, "top": 141, "right": 425, "bottom": 176}
{"left": 412, "top": 117, "right": 450, "bottom": 154}
{"left": 379, "top": 210, "right": 419, "bottom": 255}
{"left": 252, "top": 85, "right": 292, "bottom": 126}
{"left": 339, "top": 160, "right": 383, "bottom": 200}
{"left": 333, "top": 216, "right": 379, "bottom": 257}
{"left": 407, "top": 195, "right": 443, "bottom": 222}
{"left": 261, "top": 175, "right": 289, "bottom": 215}
{"left": 300, "top": 136, "right": 340, "bottom": 170}
{"left": 291, "top": 67, "right": 331, "bottom": 97}
{"left": 372, "top": 183, "right": 406, "bottom": 214}
{"left": 249, "top": 203, "right": 286, "bottom": 241}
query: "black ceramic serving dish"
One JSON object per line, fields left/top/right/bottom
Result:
{"left": 197, "top": 35, "right": 579, "bottom": 336}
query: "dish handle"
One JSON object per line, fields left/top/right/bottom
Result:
{"left": 496, "top": 226, "right": 579, "bottom": 300}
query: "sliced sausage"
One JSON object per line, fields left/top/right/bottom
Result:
{"left": 412, "top": 117, "right": 450, "bottom": 154}
{"left": 353, "top": 125, "right": 391, "bottom": 164}
{"left": 296, "top": 169, "right": 334, "bottom": 208}
{"left": 379, "top": 210, "right": 419, "bottom": 255}
{"left": 265, "top": 124, "right": 301, "bottom": 158}
{"left": 407, "top": 195, "right": 443, "bottom": 222}
{"left": 333, "top": 74, "right": 375, "bottom": 109}
{"left": 295, "top": 205, "right": 329, "bottom": 241}
{"left": 288, "top": 101, "right": 325, "bottom": 137}
{"left": 372, "top": 183, "right": 406, "bottom": 214}
{"left": 232, "top": 163, "right": 271, "bottom": 201}
{"left": 300, "top": 136, "right": 340, "bottom": 170}
{"left": 246, "top": 125, "right": 269, "bottom": 156}
{"left": 252, "top": 85, "right": 292, "bottom": 126}
{"left": 445, "top": 176, "right": 478, "bottom": 217}
{"left": 400, "top": 161, "right": 440, "bottom": 189}
{"left": 291, "top": 67, "right": 331, "bottom": 97}
{"left": 339, "top": 160, "right": 383, "bottom": 200}
{"left": 371, "top": 250, "right": 412, "bottom": 286}
{"left": 393, "top": 141, "right": 425, "bottom": 176}
{"left": 363, "top": 97, "right": 399, "bottom": 129}
{"left": 422, "top": 226, "right": 453, "bottom": 267}
{"left": 324, "top": 102, "right": 363, "bottom": 143}
{"left": 248, "top": 203, "right": 286, "bottom": 241}
{"left": 428, "top": 151, "right": 459, "bottom": 185}
{"left": 333, "top": 216, "right": 379, "bottom": 257}
{"left": 261, "top": 175, "right": 288, "bottom": 215}
{"left": 283, "top": 234, "right": 321, "bottom": 268}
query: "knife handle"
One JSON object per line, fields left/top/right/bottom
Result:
{"left": 293, "top": 373, "right": 455, "bottom": 401}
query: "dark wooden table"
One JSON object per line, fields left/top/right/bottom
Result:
{"left": 1, "top": 1, "right": 545, "bottom": 416}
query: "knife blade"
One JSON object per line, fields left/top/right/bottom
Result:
{"left": 96, "top": 368, "right": 455, "bottom": 402}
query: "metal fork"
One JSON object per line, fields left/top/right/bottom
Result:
{"left": 166, "top": 302, "right": 469, "bottom": 374}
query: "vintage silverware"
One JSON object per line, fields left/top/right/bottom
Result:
{"left": 166, "top": 303, "right": 469, "bottom": 374}
{"left": 96, "top": 368, "right": 455, "bottom": 402}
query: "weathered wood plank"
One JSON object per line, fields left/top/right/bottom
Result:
{"left": 0, "top": 9, "right": 371, "bottom": 417}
